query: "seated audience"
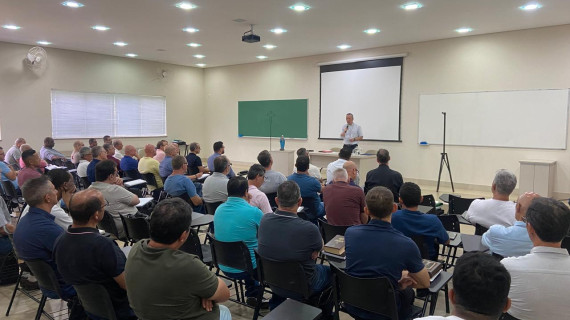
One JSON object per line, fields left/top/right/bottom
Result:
{"left": 138, "top": 144, "right": 164, "bottom": 199}
{"left": 364, "top": 149, "right": 403, "bottom": 202}
{"left": 0, "top": 146, "right": 19, "bottom": 190}
{"left": 247, "top": 164, "right": 272, "bottom": 214}
{"left": 153, "top": 139, "right": 168, "bottom": 163}
{"left": 214, "top": 176, "right": 264, "bottom": 306}
{"left": 186, "top": 142, "right": 209, "bottom": 175}
{"left": 295, "top": 148, "right": 321, "bottom": 180}
{"left": 326, "top": 147, "right": 351, "bottom": 183}
{"left": 19, "top": 144, "right": 47, "bottom": 172}
{"left": 288, "top": 155, "right": 324, "bottom": 220}
{"left": 159, "top": 144, "right": 178, "bottom": 179}
{"left": 113, "top": 139, "right": 124, "bottom": 160}
{"left": 104, "top": 143, "right": 122, "bottom": 169}
{"left": 322, "top": 168, "right": 366, "bottom": 226}
{"left": 119, "top": 145, "right": 139, "bottom": 172}
{"left": 203, "top": 156, "right": 231, "bottom": 204}
{"left": 343, "top": 161, "right": 360, "bottom": 187}
{"left": 53, "top": 189, "right": 136, "bottom": 319}
{"left": 87, "top": 146, "right": 107, "bottom": 183}
{"left": 392, "top": 182, "right": 449, "bottom": 260}
{"left": 76, "top": 147, "right": 92, "bottom": 178}
{"left": 89, "top": 160, "right": 139, "bottom": 238}
{"left": 40, "top": 137, "right": 66, "bottom": 161}
{"left": 464, "top": 169, "right": 517, "bottom": 228}
{"left": 208, "top": 141, "right": 235, "bottom": 178}
{"left": 258, "top": 150, "right": 286, "bottom": 194}
{"left": 482, "top": 192, "right": 539, "bottom": 258}
{"left": 17, "top": 149, "right": 42, "bottom": 188}
{"left": 501, "top": 197, "right": 570, "bottom": 320}
{"left": 417, "top": 252, "right": 512, "bottom": 320}
{"left": 258, "top": 181, "right": 333, "bottom": 316}
{"left": 103, "top": 135, "right": 112, "bottom": 145}
{"left": 13, "top": 176, "right": 84, "bottom": 318}
{"left": 345, "top": 186, "right": 430, "bottom": 320}
{"left": 70, "top": 140, "right": 84, "bottom": 165}
{"left": 5, "top": 137, "right": 26, "bottom": 170}
{"left": 21, "top": 169, "right": 74, "bottom": 229}
{"left": 164, "top": 155, "right": 203, "bottom": 212}
{"left": 125, "top": 198, "right": 231, "bottom": 320}
{"left": 88, "top": 138, "right": 98, "bottom": 148}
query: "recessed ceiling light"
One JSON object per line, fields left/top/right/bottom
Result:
{"left": 263, "top": 44, "right": 277, "bottom": 49}
{"left": 37, "top": 41, "right": 52, "bottom": 45}
{"left": 113, "top": 41, "right": 128, "bottom": 47}
{"left": 193, "top": 54, "right": 205, "bottom": 59}
{"left": 337, "top": 44, "right": 352, "bottom": 50}
{"left": 256, "top": 55, "right": 268, "bottom": 60}
{"left": 61, "top": 1, "right": 84, "bottom": 8}
{"left": 289, "top": 4, "right": 311, "bottom": 12}
{"left": 196, "top": 63, "right": 206, "bottom": 67}
{"left": 363, "top": 28, "right": 381, "bottom": 35}
{"left": 175, "top": 2, "right": 197, "bottom": 10}
{"left": 455, "top": 27, "right": 473, "bottom": 34}
{"left": 401, "top": 2, "right": 423, "bottom": 10}
{"left": 125, "top": 53, "right": 138, "bottom": 58}
{"left": 2, "top": 25, "right": 21, "bottom": 30}
{"left": 270, "top": 28, "right": 287, "bottom": 34}
{"left": 92, "top": 25, "right": 110, "bottom": 31}
{"left": 182, "top": 27, "right": 199, "bottom": 33}
{"left": 186, "top": 43, "right": 202, "bottom": 47}
{"left": 519, "top": 3, "right": 542, "bottom": 11}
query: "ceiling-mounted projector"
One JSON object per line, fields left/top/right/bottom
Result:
{"left": 242, "top": 24, "right": 260, "bottom": 43}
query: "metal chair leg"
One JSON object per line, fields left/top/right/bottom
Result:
{"left": 35, "top": 295, "right": 47, "bottom": 320}
{"left": 5, "top": 269, "right": 23, "bottom": 316}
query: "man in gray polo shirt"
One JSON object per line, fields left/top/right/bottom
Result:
{"left": 203, "top": 156, "right": 230, "bottom": 204}
{"left": 257, "top": 150, "right": 286, "bottom": 194}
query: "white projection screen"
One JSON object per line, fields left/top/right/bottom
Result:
{"left": 319, "top": 57, "right": 403, "bottom": 141}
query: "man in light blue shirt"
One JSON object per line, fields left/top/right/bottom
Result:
{"left": 482, "top": 192, "right": 539, "bottom": 258}
{"left": 213, "top": 176, "right": 264, "bottom": 306}
{"left": 207, "top": 141, "right": 235, "bottom": 178}
{"left": 340, "top": 113, "right": 363, "bottom": 152}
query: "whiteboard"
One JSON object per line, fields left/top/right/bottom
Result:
{"left": 418, "top": 89, "right": 569, "bottom": 150}
{"left": 320, "top": 66, "right": 401, "bottom": 141}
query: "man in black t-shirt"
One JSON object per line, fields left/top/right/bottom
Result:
{"left": 186, "top": 142, "right": 209, "bottom": 175}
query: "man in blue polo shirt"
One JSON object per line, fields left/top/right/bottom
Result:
{"left": 119, "top": 145, "right": 139, "bottom": 172}
{"left": 345, "top": 186, "right": 430, "bottom": 320}
{"left": 288, "top": 155, "right": 324, "bottom": 221}
{"left": 159, "top": 144, "right": 177, "bottom": 179}
{"left": 13, "top": 176, "right": 85, "bottom": 319}
{"left": 392, "top": 182, "right": 449, "bottom": 261}
{"left": 164, "top": 155, "right": 204, "bottom": 213}
{"left": 87, "top": 145, "right": 107, "bottom": 183}
{"left": 214, "top": 176, "right": 264, "bottom": 306}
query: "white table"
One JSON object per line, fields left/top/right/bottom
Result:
{"left": 308, "top": 152, "right": 377, "bottom": 187}
{"left": 270, "top": 150, "right": 295, "bottom": 176}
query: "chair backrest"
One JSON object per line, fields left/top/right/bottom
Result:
{"left": 448, "top": 195, "right": 483, "bottom": 215}
{"left": 179, "top": 228, "right": 204, "bottom": 260}
{"left": 265, "top": 192, "right": 277, "bottom": 208}
{"left": 81, "top": 176, "right": 92, "bottom": 188}
{"left": 420, "top": 194, "right": 437, "bottom": 212}
{"left": 562, "top": 236, "right": 570, "bottom": 254}
{"left": 300, "top": 197, "right": 319, "bottom": 222}
{"left": 474, "top": 223, "right": 489, "bottom": 236}
{"left": 209, "top": 234, "right": 253, "bottom": 275}
{"left": 120, "top": 214, "right": 150, "bottom": 243}
{"left": 24, "top": 259, "right": 63, "bottom": 297}
{"left": 124, "top": 169, "right": 141, "bottom": 180}
{"left": 411, "top": 235, "right": 430, "bottom": 259}
{"left": 141, "top": 172, "right": 159, "bottom": 188}
{"left": 204, "top": 201, "right": 223, "bottom": 215}
{"left": 331, "top": 264, "right": 398, "bottom": 320}
{"left": 438, "top": 215, "right": 461, "bottom": 233}
{"left": 318, "top": 219, "right": 350, "bottom": 243}
{"left": 97, "top": 211, "right": 121, "bottom": 239}
{"left": 1, "top": 181, "right": 18, "bottom": 198}
{"left": 74, "top": 283, "right": 118, "bottom": 320}
{"left": 256, "top": 252, "right": 312, "bottom": 300}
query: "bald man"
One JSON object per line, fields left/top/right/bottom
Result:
{"left": 342, "top": 161, "right": 360, "bottom": 187}
{"left": 119, "top": 145, "right": 139, "bottom": 172}
{"left": 138, "top": 144, "right": 163, "bottom": 199}
{"left": 481, "top": 192, "right": 540, "bottom": 258}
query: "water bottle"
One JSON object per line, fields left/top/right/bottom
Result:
{"left": 280, "top": 135, "right": 285, "bottom": 151}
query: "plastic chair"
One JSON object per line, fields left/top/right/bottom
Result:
{"left": 25, "top": 259, "right": 73, "bottom": 320}
{"left": 561, "top": 236, "right": 570, "bottom": 254}
{"left": 120, "top": 214, "right": 150, "bottom": 245}
{"left": 448, "top": 195, "right": 484, "bottom": 216}
{"left": 265, "top": 192, "right": 277, "bottom": 209}
{"left": 97, "top": 211, "right": 128, "bottom": 245}
{"left": 179, "top": 229, "right": 212, "bottom": 265}
{"left": 300, "top": 197, "right": 319, "bottom": 223}
{"left": 474, "top": 223, "right": 489, "bottom": 236}
{"left": 437, "top": 215, "right": 461, "bottom": 233}
{"left": 331, "top": 263, "right": 399, "bottom": 320}
{"left": 123, "top": 169, "right": 141, "bottom": 180}
{"left": 318, "top": 219, "right": 350, "bottom": 243}
{"left": 1, "top": 181, "right": 25, "bottom": 213}
{"left": 204, "top": 201, "right": 223, "bottom": 216}
{"left": 140, "top": 173, "right": 165, "bottom": 200}
{"left": 74, "top": 283, "right": 117, "bottom": 320}
{"left": 80, "top": 176, "right": 91, "bottom": 189}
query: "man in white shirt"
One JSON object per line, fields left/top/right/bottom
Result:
{"left": 326, "top": 147, "right": 351, "bottom": 183}
{"left": 481, "top": 192, "right": 539, "bottom": 258}
{"left": 247, "top": 164, "right": 272, "bottom": 214}
{"left": 5, "top": 137, "right": 26, "bottom": 170}
{"left": 417, "top": 252, "right": 511, "bottom": 320}
{"left": 501, "top": 197, "right": 570, "bottom": 320}
{"left": 340, "top": 113, "right": 363, "bottom": 152}
{"left": 76, "top": 147, "right": 92, "bottom": 178}
{"left": 463, "top": 169, "right": 517, "bottom": 228}
{"left": 112, "top": 139, "right": 124, "bottom": 160}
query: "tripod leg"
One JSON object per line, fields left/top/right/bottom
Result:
{"left": 444, "top": 154, "right": 455, "bottom": 192}
{"left": 437, "top": 153, "right": 445, "bottom": 192}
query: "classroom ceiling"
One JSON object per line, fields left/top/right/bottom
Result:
{"left": 1, "top": 0, "right": 570, "bottom": 68}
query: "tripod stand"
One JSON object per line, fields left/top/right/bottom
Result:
{"left": 437, "top": 112, "right": 455, "bottom": 192}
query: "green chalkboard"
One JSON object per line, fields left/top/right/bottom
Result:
{"left": 238, "top": 99, "right": 308, "bottom": 139}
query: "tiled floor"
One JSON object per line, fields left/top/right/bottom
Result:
{"left": 0, "top": 179, "right": 487, "bottom": 319}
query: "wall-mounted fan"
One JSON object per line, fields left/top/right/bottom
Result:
{"left": 25, "top": 46, "right": 48, "bottom": 70}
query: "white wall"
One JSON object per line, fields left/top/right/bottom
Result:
{"left": 204, "top": 25, "right": 570, "bottom": 196}
{"left": 0, "top": 41, "right": 205, "bottom": 154}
